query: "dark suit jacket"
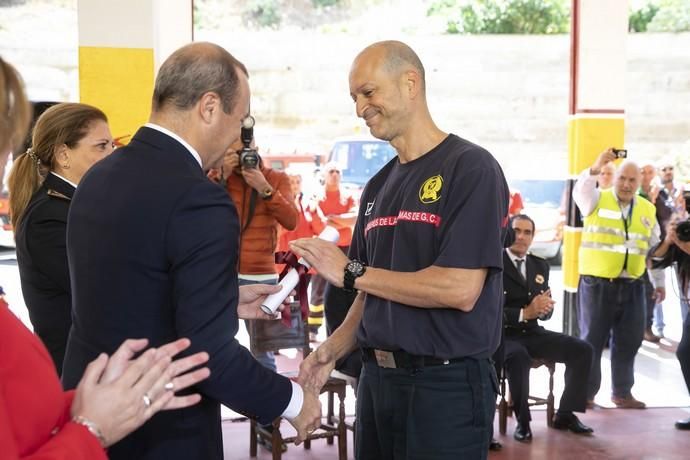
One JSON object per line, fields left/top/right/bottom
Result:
{"left": 62, "top": 127, "right": 293, "bottom": 460}
{"left": 502, "top": 250, "right": 551, "bottom": 334}
{"left": 15, "top": 172, "right": 75, "bottom": 373}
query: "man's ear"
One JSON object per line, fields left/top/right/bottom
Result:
{"left": 199, "top": 92, "right": 220, "bottom": 123}
{"left": 404, "top": 70, "right": 421, "bottom": 99}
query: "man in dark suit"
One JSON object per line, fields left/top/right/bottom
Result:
{"left": 500, "top": 214, "right": 594, "bottom": 442}
{"left": 61, "top": 42, "right": 320, "bottom": 460}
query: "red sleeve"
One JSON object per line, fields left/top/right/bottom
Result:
{"left": 0, "top": 386, "right": 106, "bottom": 460}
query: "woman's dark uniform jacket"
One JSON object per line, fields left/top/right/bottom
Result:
{"left": 15, "top": 172, "right": 75, "bottom": 374}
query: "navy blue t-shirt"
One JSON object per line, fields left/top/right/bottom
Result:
{"left": 349, "top": 134, "right": 509, "bottom": 359}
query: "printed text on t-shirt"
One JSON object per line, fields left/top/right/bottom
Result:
{"left": 364, "top": 210, "right": 442, "bottom": 235}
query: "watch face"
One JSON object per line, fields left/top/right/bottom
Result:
{"left": 347, "top": 260, "right": 364, "bottom": 276}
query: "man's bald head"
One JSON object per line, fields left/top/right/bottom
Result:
{"left": 356, "top": 40, "right": 426, "bottom": 92}
{"left": 152, "top": 42, "right": 248, "bottom": 114}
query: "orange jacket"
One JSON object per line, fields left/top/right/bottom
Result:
{"left": 225, "top": 166, "right": 298, "bottom": 275}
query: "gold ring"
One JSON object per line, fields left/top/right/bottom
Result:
{"left": 142, "top": 393, "right": 152, "bottom": 408}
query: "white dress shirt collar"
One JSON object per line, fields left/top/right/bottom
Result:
{"left": 144, "top": 123, "right": 203, "bottom": 168}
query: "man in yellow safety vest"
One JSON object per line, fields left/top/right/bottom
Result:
{"left": 573, "top": 148, "right": 660, "bottom": 410}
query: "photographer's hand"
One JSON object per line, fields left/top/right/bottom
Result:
{"left": 222, "top": 149, "right": 240, "bottom": 174}
{"left": 590, "top": 149, "right": 617, "bottom": 175}
{"left": 242, "top": 168, "right": 272, "bottom": 194}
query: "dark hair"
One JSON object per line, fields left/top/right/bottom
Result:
{"left": 8, "top": 103, "right": 107, "bottom": 228}
{"left": 152, "top": 42, "right": 248, "bottom": 114}
{"left": 511, "top": 214, "right": 536, "bottom": 233}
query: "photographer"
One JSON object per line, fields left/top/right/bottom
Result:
{"left": 572, "top": 148, "right": 660, "bottom": 409}
{"left": 214, "top": 127, "right": 298, "bottom": 454}
{"left": 651, "top": 194, "right": 690, "bottom": 430}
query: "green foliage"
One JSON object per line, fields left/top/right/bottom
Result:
{"left": 629, "top": 3, "right": 659, "bottom": 32}
{"left": 647, "top": 0, "right": 690, "bottom": 32}
{"left": 427, "top": 0, "right": 570, "bottom": 34}
{"left": 243, "top": 0, "right": 282, "bottom": 29}
{"left": 312, "top": 0, "right": 340, "bottom": 7}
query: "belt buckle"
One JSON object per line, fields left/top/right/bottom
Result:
{"left": 374, "top": 349, "right": 397, "bottom": 368}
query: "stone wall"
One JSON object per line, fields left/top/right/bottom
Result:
{"left": 1, "top": 3, "right": 689, "bottom": 178}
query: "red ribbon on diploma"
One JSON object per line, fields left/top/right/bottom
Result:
{"left": 275, "top": 251, "right": 309, "bottom": 328}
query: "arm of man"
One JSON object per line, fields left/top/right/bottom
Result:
{"left": 573, "top": 149, "right": 617, "bottom": 217}
{"left": 167, "top": 180, "right": 294, "bottom": 424}
{"left": 299, "top": 291, "right": 364, "bottom": 393}
{"left": 263, "top": 171, "right": 298, "bottom": 230}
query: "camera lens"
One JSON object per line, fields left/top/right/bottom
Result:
{"left": 240, "top": 149, "right": 259, "bottom": 169}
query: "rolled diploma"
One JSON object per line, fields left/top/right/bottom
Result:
{"left": 260, "top": 226, "right": 340, "bottom": 315}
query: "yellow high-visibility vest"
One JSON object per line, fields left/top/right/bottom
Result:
{"left": 579, "top": 189, "right": 657, "bottom": 279}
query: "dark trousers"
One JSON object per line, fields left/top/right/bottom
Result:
{"left": 355, "top": 358, "right": 496, "bottom": 460}
{"left": 642, "top": 270, "right": 655, "bottom": 329}
{"left": 578, "top": 275, "right": 645, "bottom": 399}
{"left": 677, "top": 312, "right": 690, "bottom": 395}
{"left": 503, "top": 329, "right": 593, "bottom": 425}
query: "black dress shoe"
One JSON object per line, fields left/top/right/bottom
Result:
{"left": 489, "top": 438, "right": 503, "bottom": 451}
{"left": 514, "top": 422, "right": 532, "bottom": 442}
{"left": 675, "top": 417, "right": 690, "bottom": 430}
{"left": 552, "top": 413, "right": 594, "bottom": 434}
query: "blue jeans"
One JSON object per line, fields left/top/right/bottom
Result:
{"left": 355, "top": 356, "right": 496, "bottom": 460}
{"left": 578, "top": 275, "right": 645, "bottom": 399}
{"left": 239, "top": 277, "right": 277, "bottom": 372}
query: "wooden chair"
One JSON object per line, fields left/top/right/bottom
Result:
{"left": 497, "top": 358, "right": 556, "bottom": 435}
{"left": 247, "top": 302, "right": 348, "bottom": 460}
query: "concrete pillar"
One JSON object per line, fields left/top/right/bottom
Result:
{"left": 77, "top": 0, "right": 193, "bottom": 143}
{"left": 563, "top": 0, "right": 628, "bottom": 336}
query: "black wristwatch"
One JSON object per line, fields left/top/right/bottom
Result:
{"left": 344, "top": 259, "right": 366, "bottom": 292}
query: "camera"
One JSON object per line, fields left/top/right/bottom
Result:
{"left": 612, "top": 148, "right": 628, "bottom": 159}
{"left": 239, "top": 115, "right": 259, "bottom": 169}
{"left": 677, "top": 220, "right": 690, "bottom": 242}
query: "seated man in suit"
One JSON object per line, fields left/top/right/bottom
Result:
{"left": 500, "top": 214, "right": 594, "bottom": 442}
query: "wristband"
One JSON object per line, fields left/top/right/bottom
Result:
{"left": 72, "top": 415, "right": 107, "bottom": 448}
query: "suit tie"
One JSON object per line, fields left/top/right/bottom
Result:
{"left": 516, "top": 258, "right": 526, "bottom": 282}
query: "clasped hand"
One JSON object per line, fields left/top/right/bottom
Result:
{"left": 524, "top": 289, "right": 555, "bottom": 320}
{"left": 288, "top": 345, "right": 338, "bottom": 443}
{"left": 70, "top": 338, "right": 210, "bottom": 447}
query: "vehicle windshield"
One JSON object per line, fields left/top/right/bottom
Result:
{"left": 330, "top": 140, "right": 397, "bottom": 186}
{"left": 510, "top": 179, "right": 565, "bottom": 208}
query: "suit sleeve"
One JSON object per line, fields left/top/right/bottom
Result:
{"left": 265, "top": 172, "right": 298, "bottom": 230}
{"left": 25, "top": 205, "right": 70, "bottom": 292}
{"left": 166, "top": 181, "right": 293, "bottom": 424}
{"left": 502, "top": 289, "right": 524, "bottom": 328}
{"left": 0, "top": 386, "right": 106, "bottom": 460}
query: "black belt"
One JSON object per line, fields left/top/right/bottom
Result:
{"left": 362, "top": 348, "right": 466, "bottom": 369}
{"left": 583, "top": 275, "right": 642, "bottom": 284}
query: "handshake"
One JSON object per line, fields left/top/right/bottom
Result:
{"left": 286, "top": 343, "right": 340, "bottom": 443}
